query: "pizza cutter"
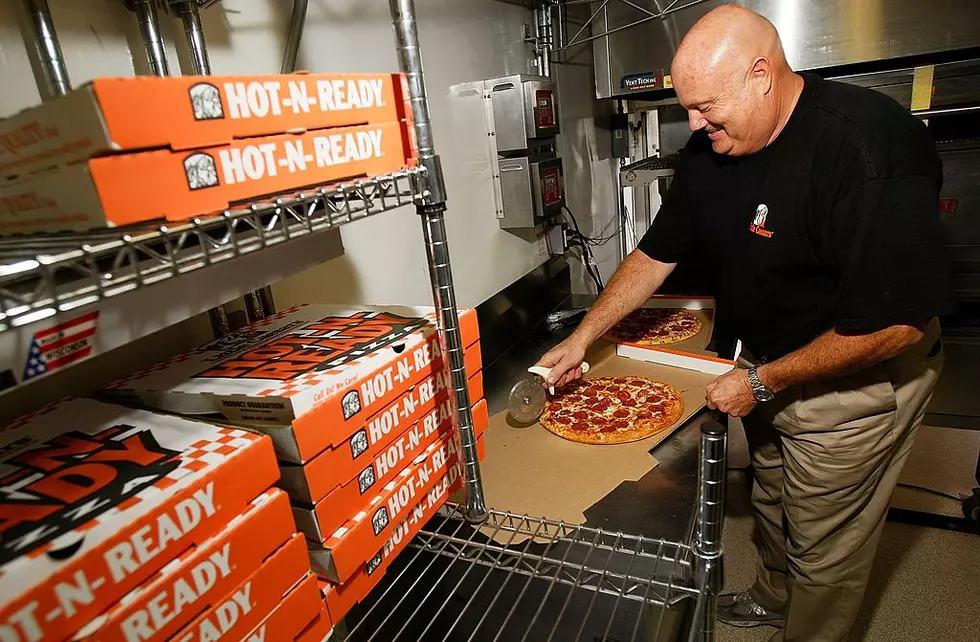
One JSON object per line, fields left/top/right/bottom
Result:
{"left": 507, "top": 361, "right": 590, "bottom": 424}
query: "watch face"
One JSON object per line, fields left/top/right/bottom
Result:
{"left": 757, "top": 388, "right": 775, "bottom": 402}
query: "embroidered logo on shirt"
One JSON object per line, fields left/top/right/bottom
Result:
{"left": 750, "top": 204, "right": 774, "bottom": 238}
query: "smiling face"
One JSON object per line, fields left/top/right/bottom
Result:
{"left": 669, "top": 5, "right": 793, "bottom": 157}
{"left": 672, "top": 64, "right": 778, "bottom": 157}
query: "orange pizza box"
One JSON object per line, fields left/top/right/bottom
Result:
{"left": 0, "top": 398, "right": 278, "bottom": 642}
{"left": 276, "top": 363, "right": 484, "bottom": 505}
{"left": 302, "top": 428, "right": 474, "bottom": 584}
{"left": 102, "top": 303, "right": 481, "bottom": 464}
{"left": 169, "top": 535, "right": 311, "bottom": 642}
{"left": 71, "top": 488, "right": 293, "bottom": 641}
{"left": 296, "top": 609, "right": 334, "bottom": 642}
{"left": 0, "top": 120, "right": 415, "bottom": 235}
{"left": 0, "top": 73, "right": 412, "bottom": 181}
{"left": 240, "top": 574, "right": 326, "bottom": 642}
{"left": 319, "top": 449, "right": 473, "bottom": 623}
{"left": 292, "top": 398, "right": 488, "bottom": 545}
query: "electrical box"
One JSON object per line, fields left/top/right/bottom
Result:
{"left": 488, "top": 75, "right": 560, "bottom": 153}
{"left": 483, "top": 74, "right": 564, "bottom": 238}
{"left": 498, "top": 155, "right": 564, "bottom": 230}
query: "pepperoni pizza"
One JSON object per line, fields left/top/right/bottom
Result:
{"left": 540, "top": 375, "right": 684, "bottom": 445}
{"left": 605, "top": 308, "right": 703, "bottom": 346}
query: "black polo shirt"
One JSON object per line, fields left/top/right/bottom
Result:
{"left": 638, "top": 73, "right": 953, "bottom": 361}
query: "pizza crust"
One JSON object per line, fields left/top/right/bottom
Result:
{"left": 540, "top": 375, "right": 684, "bottom": 445}
{"left": 604, "top": 309, "right": 703, "bottom": 346}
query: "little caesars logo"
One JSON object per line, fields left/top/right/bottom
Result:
{"left": 750, "top": 203, "right": 773, "bottom": 238}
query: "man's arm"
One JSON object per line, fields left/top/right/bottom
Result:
{"left": 757, "top": 324, "right": 924, "bottom": 393}
{"left": 536, "top": 251, "right": 675, "bottom": 387}
{"left": 706, "top": 323, "right": 925, "bottom": 417}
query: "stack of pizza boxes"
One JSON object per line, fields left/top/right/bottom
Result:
{"left": 0, "top": 396, "right": 329, "bottom": 642}
{"left": 100, "top": 303, "right": 488, "bottom": 627}
{"left": 0, "top": 72, "right": 417, "bottom": 235}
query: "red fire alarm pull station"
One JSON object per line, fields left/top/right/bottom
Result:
{"left": 535, "top": 90, "right": 556, "bottom": 130}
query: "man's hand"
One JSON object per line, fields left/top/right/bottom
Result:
{"left": 705, "top": 368, "right": 757, "bottom": 418}
{"left": 535, "top": 337, "right": 588, "bottom": 388}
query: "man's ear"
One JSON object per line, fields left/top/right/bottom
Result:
{"left": 751, "top": 57, "right": 773, "bottom": 96}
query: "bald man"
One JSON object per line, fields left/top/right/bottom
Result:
{"left": 537, "top": 6, "right": 950, "bottom": 642}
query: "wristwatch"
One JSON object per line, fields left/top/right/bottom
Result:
{"left": 747, "top": 366, "right": 775, "bottom": 402}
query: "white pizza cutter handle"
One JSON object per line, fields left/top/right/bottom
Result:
{"left": 527, "top": 361, "right": 590, "bottom": 395}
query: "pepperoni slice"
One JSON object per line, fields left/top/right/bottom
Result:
{"left": 572, "top": 411, "right": 587, "bottom": 420}
{"left": 613, "top": 408, "right": 629, "bottom": 419}
{"left": 556, "top": 415, "right": 572, "bottom": 424}
{"left": 616, "top": 391, "right": 631, "bottom": 402}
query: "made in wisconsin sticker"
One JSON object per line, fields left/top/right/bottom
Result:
{"left": 22, "top": 311, "right": 99, "bottom": 382}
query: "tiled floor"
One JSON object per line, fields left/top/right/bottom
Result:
{"left": 717, "top": 454, "right": 980, "bottom": 642}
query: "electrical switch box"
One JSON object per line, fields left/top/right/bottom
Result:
{"left": 488, "top": 75, "right": 560, "bottom": 153}
{"left": 481, "top": 74, "right": 563, "bottom": 238}
{"left": 498, "top": 155, "right": 564, "bottom": 231}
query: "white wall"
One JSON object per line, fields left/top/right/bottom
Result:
{"left": 0, "top": 0, "right": 617, "bottom": 418}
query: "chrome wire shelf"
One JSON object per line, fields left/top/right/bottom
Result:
{"left": 337, "top": 503, "right": 700, "bottom": 642}
{"left": 0, "top": 167, "right": 424, "bottom": 332}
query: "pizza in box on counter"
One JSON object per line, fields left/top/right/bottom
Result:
{"left": 0, "top": 398, "right": 278, "bottom": 642}
{"left": 102, "top": 303, "right": 480, "bottom": 465}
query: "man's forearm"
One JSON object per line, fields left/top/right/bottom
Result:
{"left": 757, "top": 324, "right": 925, "bottom": 393}
{"left": 569, "top": 251, "right": 675, "bottom": 347}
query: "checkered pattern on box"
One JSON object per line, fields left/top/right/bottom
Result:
{"left": 18, "top": 427, "right": 258, "bottom": 564}
{"left": 255, "top": 365, "right": 352, "bottom": 398}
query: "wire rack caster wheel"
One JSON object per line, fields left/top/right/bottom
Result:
{"left": 964, "top": 489, "right": 980, "bottom": 523}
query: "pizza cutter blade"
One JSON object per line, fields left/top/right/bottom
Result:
{"left": 506, "top": 363, "right": 590, "bottom": 424}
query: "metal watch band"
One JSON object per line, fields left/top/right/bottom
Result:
{"left": 747, "top": 366, "right": 774, "bottom": 402}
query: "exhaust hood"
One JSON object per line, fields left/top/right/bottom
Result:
{"left": 592, "top": 0, "right": 980, "bottom": 99}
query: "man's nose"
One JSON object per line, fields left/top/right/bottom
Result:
{"left": 688, "top": 110, "right": 706, "bottom": 132}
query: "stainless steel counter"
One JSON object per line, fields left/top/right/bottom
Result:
{"left": 480, "top": 299, "right": 706, "bottom": 544}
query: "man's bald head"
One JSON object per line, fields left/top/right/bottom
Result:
{"left": 670, "top": 5, "right": 802, "bottom": 156}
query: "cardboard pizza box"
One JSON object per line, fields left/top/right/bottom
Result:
{"left": 239, "top": 573, "right": 325, "bottom": 642}
{"left": 0, "top": 73, "right": 412, "bottom": 181}
{"left": 276, "top": 350, "right": 483, "bottom": 504}
{"left": 294, "top": 608, "right": 334, "bottom": 642}
{"left": 478, "top": 340, "right": 734, "bottom": 539}
{"left": 292, "top": 399, "right": 488, "bottom": 545}
{"left": 604, "top": 296, "right": 716, "bottom": 354}
{"left": 318, "top": 456, "right": 466, "bottom": 623}
{"left": 102, "top": 303, "right": 480, "bottom": 464}
{"left": 169, "top": 535, "right": 311, "bottom": 642}
{"left": 306, "top": 434, "right": 484, "bottom": 584}
{"left": 71, "top": 488, "right": 294, "bottom": 641}
{"left": 0, "top": 398, "right": 279, "bottom": 642}
{"left": 0, "top": 121, "right": 415, "bottom": 235}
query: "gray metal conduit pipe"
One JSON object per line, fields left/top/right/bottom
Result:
{"left": 21, "top": 0, "right": 71, "bottom": 98}
{"left": 127, "top": 0, "right": 171, "bottom": 77}
{"left": 281, "top": 0, "right": 308, "bottom": 73}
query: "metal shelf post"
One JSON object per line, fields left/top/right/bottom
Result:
{"left": 389, "top": 0, "right": 487, "bottom": 524}
{"left": 21, "top": 0, "right": 71, "bottom": 99}
{"left": 688, "top": 419, "right": 727, "bottom": 642}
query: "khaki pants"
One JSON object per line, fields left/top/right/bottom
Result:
{"left": 740, "top": 320, "right": 944, "bottom": 642}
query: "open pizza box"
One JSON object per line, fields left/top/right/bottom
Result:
{"left": 475, "top": 337, "right": 734, "bottom": 543}
{"left": 609, "top": 295, "right": 717, "bottom": 355}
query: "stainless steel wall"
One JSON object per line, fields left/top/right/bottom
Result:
{"left": 593, "top": 0, "right": 980, "bottom": 99}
